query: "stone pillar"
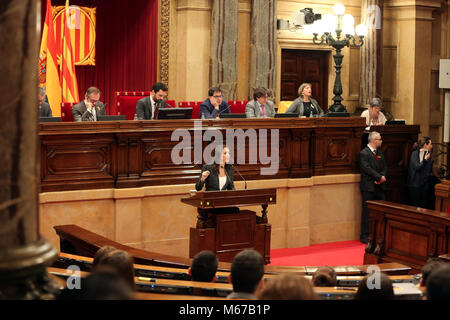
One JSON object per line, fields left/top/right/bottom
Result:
{"left": 210, "top": 0, "right": 238, "bottom": 100}
{"left": 0, "top": 0, "right": 58, "bottom": 299}
{"left": 249, "top": 0, "right": 277, "bottom": 99}
{"left": 174, "top": 0, "right": 211, "bottom": 101}
{"left": 359, "top": 0, "right": 383, "bottom": 107}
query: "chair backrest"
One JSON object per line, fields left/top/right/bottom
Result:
{"left": 115, "top": 91, "right": 151, "bottom": 120}
{"left": 165, "top": 100, "right": 176, "bottom": 108}
{"left": 228, "top": 100, "right": 248, "bottom": 114}
{"left": 61, "top": 102, "right": 77, "bottom": 122}
{"left": 177, "top": 101, "right": 203, "bottom": 119}
{"left": 277, "top": 101, "right": 293, "bottom": 114}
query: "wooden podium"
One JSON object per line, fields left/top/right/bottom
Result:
{"left": 181, "top": 188, "right": 276, "bottom": 264}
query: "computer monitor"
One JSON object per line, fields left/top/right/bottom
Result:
{"left": 40, "top": 117, "right": 61, "bottom": 122}
{"left": 97, "top": 115, "right": 127, "bottom": 121}
{"left": 386, "top": 120, "right": 406, "bottom": 125}
{"left": 219, "top": 113, "right": 246, "bottom": 118}
{"left": 157, "top": 107, "right": 193, "bottom": 119}
{"left": 325, "top": 112, "right": 350, "bottom": 117}
{"left": 274, "top": 113, "right": 299, "bottom": 118}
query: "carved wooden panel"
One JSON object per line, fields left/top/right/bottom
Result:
{"left": 40, "top": 135, "right": 115, "bottom": 191}
{"left": 39, "top": 118, "right": 371, "bottom": 191}
{"left": 364, "top": 200, "right": 450, "bottom": 272}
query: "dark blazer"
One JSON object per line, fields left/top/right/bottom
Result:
{"left": 406, "top": 150, "right": 433, "bottom": 188}
{"left": 136, "top": 96, "right": 167, "bottom": 120}
{"left": 199, "top": 99, "right": 230, "bottom": 119}
{"left": 359, "top": 146, "right": 387, "bottom": 192}
{"left": 72, "top": 101, "right": 106, "bottom": 122}
{"left": 39, "top": 102, "right": 52, "bottom": 117}
{"left": 195, "top": 164, "right": 235, "bottom": 191}
{"left": 285, "top": 97, "right": 324, "bottom": 117}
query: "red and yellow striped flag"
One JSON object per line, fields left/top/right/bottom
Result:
{"left": 60, "top": 0, "right": 79, "bottom": 103}
{"left": 39, "top": 0, "right": 62, "bottom": 116}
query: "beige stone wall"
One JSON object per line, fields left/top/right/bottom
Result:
{"left": 163, "top": 0, "right": 446, "bottom": 145}
{"left": 39, "top": 175, "right": 362, "bottom": 257}
{"left": 276, "top": 0, "right": 363, "bottom": 112}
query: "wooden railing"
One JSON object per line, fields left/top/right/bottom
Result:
{"left": 364, "top": 200, "right": 450, "bottom": 272}
{"left": 54, "top": 224, "right": 411, "bottom": 276}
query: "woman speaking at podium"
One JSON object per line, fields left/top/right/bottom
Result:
{"left": 195, "top": 145, "right": 235, "bottom": 191}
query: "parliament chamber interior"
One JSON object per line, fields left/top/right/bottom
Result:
{"left": 1, "top": 0, "right": 450, "bottom": 307}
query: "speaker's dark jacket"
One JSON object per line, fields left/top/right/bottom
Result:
{"left": 195, "top": 164, "right": 235, "bottom": 191}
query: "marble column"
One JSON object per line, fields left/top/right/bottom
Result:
{"left": 249, "top": 0, "right": 277, "bottom": 99}
{"left": 0, "top": 0, "right": 58, "bottom": 299}
{"left": 210, "top": 0, "right": 238, "bottom": 100}
{"left": 359, "top": 0, "right": 383, "bottom": 107}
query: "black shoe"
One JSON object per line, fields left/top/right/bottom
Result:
{"left": 360, "top": 236, "right": 368, "bottom": 244}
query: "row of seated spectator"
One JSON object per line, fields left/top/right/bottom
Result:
{"left": 55, "top": 246, "right": 450, "bottom": 300}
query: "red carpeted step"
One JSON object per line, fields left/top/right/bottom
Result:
{"left": 269, "top": 240, "right": 366, "bottom": 266}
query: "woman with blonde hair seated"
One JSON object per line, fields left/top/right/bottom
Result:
{"left": 285, "top": 83, "right": 324, "bottom": 117}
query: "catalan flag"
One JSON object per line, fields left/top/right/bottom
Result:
{"left": 54, "top": 5, "right": 96, "bottom": 66}
{"left": 60, "top": 0, "right": 80, "bottom": 103}
{"left": 39, "top": 0, "right": 62, "bottom": 116}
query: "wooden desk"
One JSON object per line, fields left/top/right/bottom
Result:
{"left": 39, "top": 117, "right": 366, "bottom": 192}
{"left": 364, "top": 200, "right": 450, "bottom": 272}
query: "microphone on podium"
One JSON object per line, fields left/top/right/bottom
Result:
{"left": 234, "top": 166, "right": 247, "bottom": 190}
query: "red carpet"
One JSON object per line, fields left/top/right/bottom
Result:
{"left": 269, "top": 240, "right": 366, "bottom": 266}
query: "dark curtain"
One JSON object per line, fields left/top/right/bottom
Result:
{"left": 41, "top": 0, "right": 158, "bottom": 113}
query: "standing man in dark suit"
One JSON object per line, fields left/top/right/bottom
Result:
{"left": 359, "top": 131, "right": 387, "bottom": 244}
{"left": 406, "top": 137, "right": 433, "bottom": 208}
{"left": 38, "top": 87, "right": 52, "bottom": 117}
{"left": 135, "top": 82, "right": 168, "bottom": 120}
{"left": 72, "top": 87, "right": 106, "bottom": 122}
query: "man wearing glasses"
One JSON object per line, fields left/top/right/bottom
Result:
{"left": 199, "top": 87, "right": 231, "bottom": 119}
{"left": 359, "top": 131, "right": 387, "bottom": 244}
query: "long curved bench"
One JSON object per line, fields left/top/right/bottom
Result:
{"left": 54, "top": 224, "right": 412, "bottom": 276}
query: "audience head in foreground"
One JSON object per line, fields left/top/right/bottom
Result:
{"left": 425, "top": 263, "right": 450, "bottom": 300}
{"left": 58, "top": 269, "right": 134, "bottom": 300}
{"left": 92, "top": 248, "right": 135, "bottom": 290}
{"left": 227, "top": 249, "right": 264, "bottom": 299}
{"left": 189, "top": 250, "right": 218, "bottom": 282}
{"left": 354, "top": 272, "right": 395, "bottom": 300}
{"left": 92, "top": 245, "right": 117, "bottom": 269}
{"left": 312, "top": 266, "right": 337, "bottom": 287}
{"left": 257, "top": 273, "right": 318, "bottom": 300}
{"left": 420, "top": 257, "right": 444, "bottom": 288}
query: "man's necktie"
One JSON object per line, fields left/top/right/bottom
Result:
{"left": 261, "top": 105, "right": 265, "bottom": 117}
{"left": 153, "top": 102, "right": 159, "bottom": 119}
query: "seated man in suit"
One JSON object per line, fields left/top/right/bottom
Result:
{"left": 38, "top": 87, "right": 52, "bottom": 117}
{"left": 245, "top": 87, "right": 276, "bottom": 118}
{"left": 72, "top": 87, "right": 106, "bottom": 122}
{"left": 136, "top": 82, "right": 168, "bottom": 120}
{"left": 199, "top": 87, "right": 230, "bottom": 119}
